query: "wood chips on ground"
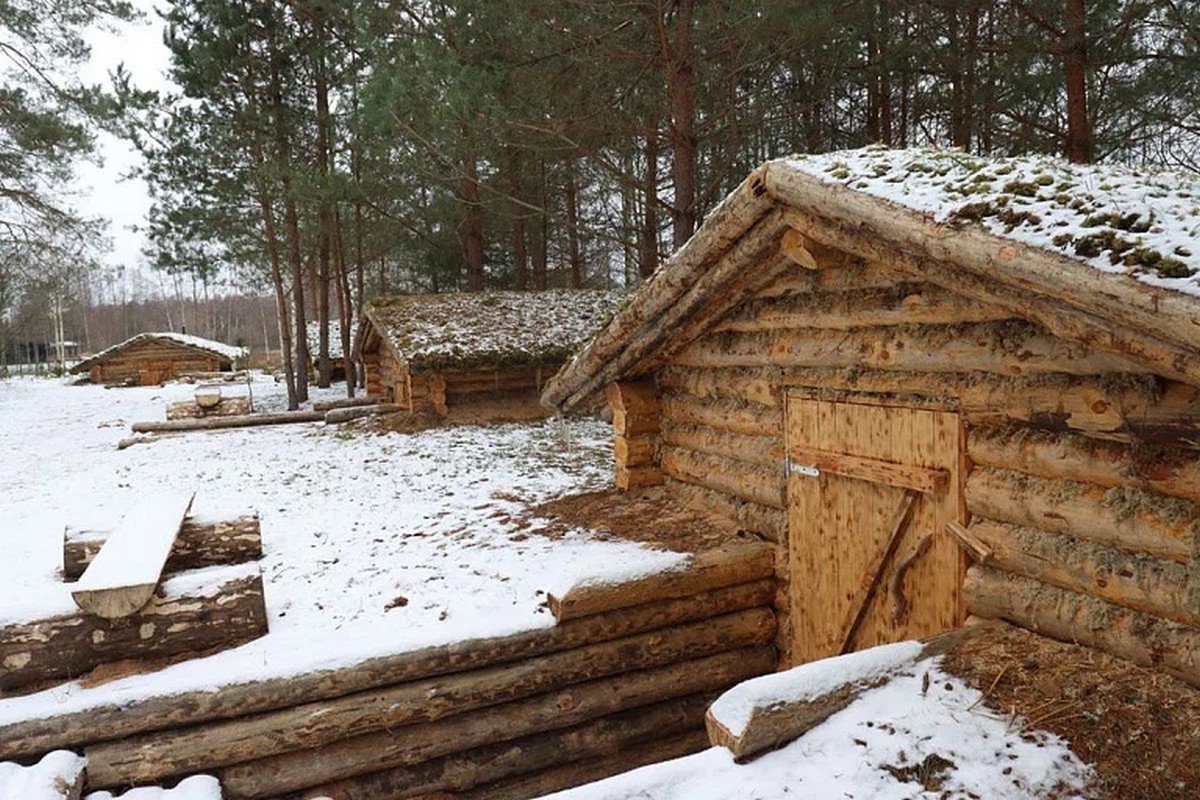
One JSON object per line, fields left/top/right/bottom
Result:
{"left": 941, "top": 622, "right": 1200, "bottom": 800}
{"left": 520, "top": 487, "right": 757, "bottom": 553}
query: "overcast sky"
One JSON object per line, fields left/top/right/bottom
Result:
{"left": 75, "top": 1, "right": 174, "bottom": 280}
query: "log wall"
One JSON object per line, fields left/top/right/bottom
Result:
{"left": 645, "top": 250, "right": 1200, "bottom": 674}
{"left": 2, "top": 552, "right": 776, "bottom": 799}
{"left": 89, "top": 339, "right": 229, "bottom": 386}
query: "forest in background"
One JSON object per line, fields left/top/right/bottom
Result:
{"left": 3, "top": 1, "right": 1200, "bottom": 403}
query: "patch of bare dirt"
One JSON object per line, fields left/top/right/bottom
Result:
{"left": 520, "top": 486, "right": 757, "bottom": 553}
{"left": 941, "top": 623, "right": 1200, "bottom": 799}
{"left": 374, "top": 392, "right": 555, "bottom": 433}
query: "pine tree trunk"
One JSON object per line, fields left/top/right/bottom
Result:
{"left": 314, "top": 28, "right": 334, "bottom": 389}
{"left": 1064, "top": 0, "right": 1091, "bottom": 163}
{"left": 508, "top": 148, "right": 528, "bottom": 290}
{"left": 640, "top": 129, "right": 659, "bottom": 278}
{"left": 565, "top": 160, "right": 583, "bottom": 289}
{"left": 462, "top": 133, "right": 485, "bottom": 292}
{"left": 667, "top": 0, "right": 697, "bottom": 249}
{"left": 532, "top": 156, "right": 548, "bottom": 290}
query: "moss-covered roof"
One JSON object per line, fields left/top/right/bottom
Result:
{"left": 788, "top": 145, "right": 1200, "bottom": 294}
{"left": 71, "top": 332, "right": 245, "bottom": 373}
{"left": 363, "top": 289, "right": 627, "bottom": 371}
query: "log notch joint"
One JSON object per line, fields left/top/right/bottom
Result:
{"left": 607, "top": 380, "right": 663, "bottom": 490}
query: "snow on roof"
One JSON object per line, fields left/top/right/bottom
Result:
{"left": 787, "top": 145, "right": 1200, "bottom": 297}
{"left": 72, "top": 332, "right": 246, "bottom": 372}
{"left": 365, "top": 289, "right": 627, "bottom": 371}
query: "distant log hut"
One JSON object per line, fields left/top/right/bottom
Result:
{"left": 358, "top": 290, "right": 624, "bottom": 417}
{"left": 543, "top": 147, "right": 1200, "bottom": 686}
{"left": 71, "top": 333, "right": 245, "bottom": 386}
{"left": 307, "top": 318, "right": 352, "bottom": 382}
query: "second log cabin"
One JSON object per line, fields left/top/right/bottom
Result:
{"left": 542, "top": 146, "right": 1200, "bottom": 685}
{"left": 71, "top": 332, "right": 245, "bottom": 386}
{"left": 358, "top": 289, "right": 623, "bottom": 417}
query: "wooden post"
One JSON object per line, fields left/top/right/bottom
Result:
{"left": 606, "top": 380, "right": 663, "bottom": 490}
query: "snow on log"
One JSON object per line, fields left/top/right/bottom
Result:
{"left": 218, "top": 646, "right": 775, "bottom": 799}
{"left": 0, "top": 751, "right": 86, "bottom": 800}
{"left": 547, "top": 543, "right": 776, "bottom": 622}
{"left": 83, "top": 608, "right": 774, "bottom": 786}
{"left": 71, "top": 491, "right": 194, "bottom": 619}
{"left": 64, "top": 514, "right": 262, "bottom": 581}
{"left": 964, "top": 567, "right": 1200, "bottom": 688}
{"left": 282, "top": 694, "right": 714, "bottom": 800}
{"left": 0, "top": 564, "right": 267, "bottom": 693}
{"left": 131, "top": 411, "right": 325, "bottom": 434}
{"left": 704, "top": 624, "right": 996, "bottom": 762}
{"left": 84, "top": 775, "right": 224, "bottom": 800}
{"left": 0, "top": 580, "right": 773, "bottom": 760}
{"left": 323, "top": 404, "right": 404, "bottom": 424}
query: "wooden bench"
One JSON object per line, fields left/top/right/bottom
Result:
{"left": 71, "top": 491, "right": 194, "bottom": 619}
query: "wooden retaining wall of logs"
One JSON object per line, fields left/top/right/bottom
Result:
{"left": 0, "top": 544, "right": 776, "bottom": 800}
{"left": 618, "top": 247, "right": 1200, "bottom": 679}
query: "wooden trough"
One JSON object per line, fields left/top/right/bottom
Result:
{"left": 0, "top": 543, "right": 776, "bottom": 800}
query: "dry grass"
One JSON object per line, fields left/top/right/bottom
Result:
{"left": 942, "top": 623, "right": 1200, "bottom": 799}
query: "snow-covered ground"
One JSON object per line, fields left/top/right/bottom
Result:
{"left": 0, "top": 374, "right": 683, "bottom": 724}
{"left": 539, "top": 663, "right": 1094, "bottom": 800}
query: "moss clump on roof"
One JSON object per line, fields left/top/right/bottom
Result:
{"left": 364, "top": 289, "right": 627, "bottom": 371}
{"left": 789, "top": 145, "right": 1200, "bottom": 290}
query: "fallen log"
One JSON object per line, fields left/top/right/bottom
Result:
{"left": 0, "top": 565, "right": 266, "bottom": 693}
{"left": 965, "top": 467, "right": 1195, "bottom": 563}
{"left": 284, "top": 694, "right": 713, "bottom": 800}
{"left": 449, "top": 730, "right": 709, "bottom": 800}
{"left": 84, "top": 608, "right": 774, "bottom": 786}
{"left": 704, "top": 623, "right": 997, "bottom": 762}
{"left": 0, "top": 579, "right": 773, "bottom": 759}
{"left": 220, "top": 646, "right": 774, "bottom": 799}
{"left": 548, "top": 543, "right": 775, "bottom": 622}
{"left": 964, "top": 566, "right": 1200, "bottom": 688}
{"left": 312, "top": 396, "right": 377, "bottom": 412}
{"left": 324, "top": 404, "right": 405, "bottom": 424}
{"left": 71, "top": 491, "right": 194, "bottom": 619}
{"left": 131, "top": 411, "right": 325, "bottom": 434}
{"left": 966, "top": 520, "right": 1195, "bottom": 626}
{"left": 64, "top": 514, "right": 262, "bottom": 581}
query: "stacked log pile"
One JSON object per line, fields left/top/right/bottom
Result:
{"left": 0, "top": 544, "right": 776, "bottom": 800}
{"left": 606, "top": 380, "right": 663, "bottom": 490}
{"left": 640, "top": 224, "right": 1200, "bottom": 680}
{"left": 1, "top": 510, "right": 268, "bottom": 695}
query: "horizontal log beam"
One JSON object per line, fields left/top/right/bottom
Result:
{"left": 714, "top": 283, "right": 1013, "bottom": 333}
{"left": 283, "top": 694, "right": 713, "bottom": 800}
{"left": 674, "top": 320, "right": 1152, "bottom": 377}
{"left": 752, "top": 260, "right": 909, "bottom": 299}
{"left": 968, "top": 520, "right": 1196, "bottom": 625}
{"left": 84, "top": 608, "right": 775, "bottom": 787}
{"left": 615, "top": 465, "right": 663, "bottom": 490}
{"left": 0, "top": 569, "right": 266, "bottom": 693}
{"left": 665, "top": 480, "right": 786, "bottom": 544}
{"left": 605, "top": 381, "right": 660, "bottom": 416}
{"left": 965, "top": 468, "right": 1195, "bottom": 563}
{"left": 661, "top": 446, "right": 786, "bottom": 509}
{"left": 661, "top": 423, "right": 781, "bottom": 471}
{"left": 548, "top": 544, "right": 776, "bottom": 622}
{"left": 968, "top": 427, "right": 1200, "bottom": 504}
{"left": 964, "top": 567, "right": 1200, "bottom": 688}
{"left": 657, "top": 365, "right": 781, "bottom": 408}
{"left": 661, "top": 393, "right": 778, "bottom": 438}
{"left": 64, "top": 514, "right": 263, "bottom": 581}
{"left": 0, "top": 580, "right": 774, "bottom": 760}
{"left": 219, "top": 646, "right": 776, "bottom": 798}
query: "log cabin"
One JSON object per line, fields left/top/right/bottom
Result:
{"left": 71, "top": 332, "right": 245, "bottom": 386}
{"left": 542, "top": 146, "right": 1200, "bottom": 684}
{"left": 357, "top": 289, "right": 624, "bottom": 417}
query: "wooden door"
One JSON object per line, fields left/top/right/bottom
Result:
{"left": 786, "top": 393, "right": 965, "bottom": 666}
